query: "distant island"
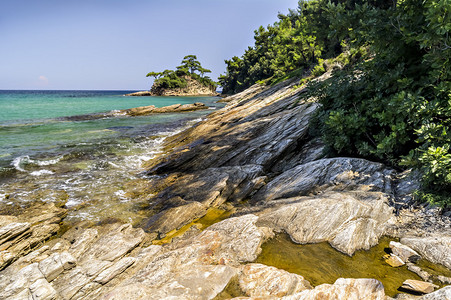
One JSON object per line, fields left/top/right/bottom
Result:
{"left": 126, "top": 55, "right": 218, "bottom": 97}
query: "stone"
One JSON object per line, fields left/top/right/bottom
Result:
{"left": 401, "top": 280, "right": 438, "bottom": 294}
{"left": 400, "top": 236, "right": 451, "bottom": 269}
{"left": 38, "top": 251, "right": 77, "bottom": 281}
{"left": 123, "top": 102, "right": 208, "bottom": 116}
{"left": 94, "top": 257, "right": 136, "bottom": 284}
{"left": 257, "top": 191, "right": 396, "bottom": 255}
{"left": 283, "top": 278, "right": 386, "bottom": 300}
{"left": 239, "top": 263, "right": 312, "bottom": 297}
{"left": 385, "top": 254, "right": 405, "bottom": 267}
{"left": 253, "top": 157, "right": 394, "bottom": 203}
{"left": 419, "top": 286, "right": 451, "bottom": 299}
{"left": 0, "top": 202, "right": 66, "bottom": 270}
{"left": 390, "top": 241, "right": 421, "bottom": 263}
{"left": 406, "top": 263, "right": 431, "bottom": 282}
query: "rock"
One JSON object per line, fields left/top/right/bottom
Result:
{"left": 124, "top": 91, "right": 153, "bottom": 96}
{"left": 0, "top": 202, "right": 67, "bottom": 270}
{"left": 38, "top": 251, "right": 76, "bottom": 281}
{"left": 142, "top": 165, "right": 264, "bottom": 235}
{"left": 257, "top": 191, "right": 396, "bottom": 255}
{"left": 437, "top": 275, "right": 451, "bottom": 284}
{"left": 419, "top": 285, "right": 451, "bottom": 299}
{"left": 385, "top": 254, "right": 405, "bottom": 267}
{"left": 390, "top": 241, "right": 421, "bottom": 263}
{"left": 145, "top": 81, "right": 317, "bottom": 175}
{"left": 406, "top": 263, "right": 431, "bottom": 282}
{"left": 253, "top": 157, "right": 394, "bottom": 203}
{"left": 239, "top": 263, "right": 312, "bottom": 297}
{"left": 401, "top": 280, "right": 438, "bottom": 294}
{"left": 94, "top": 257, "right": 136, "bottom": 284}
{"left": 400, "top": 236, "right": 451, "bottom": 269}
{"left": 123, "top": 102, "right": 208, "bottom": 116}
{"left": 283, "top": 278, "right": 386, "bottom": 300}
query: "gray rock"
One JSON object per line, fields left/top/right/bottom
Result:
{"left": 400, "top": 236, "right": 451, "bottom": 269}
{"left": 390, "top": 241, "right": 421, "bottom": 263}
{"left": 419, "top": 286, "right": 451, "bottom": 299}
{"left": 258, "top": 192, "right": 395, "bottom": 255}
{"left": 254, "top": 158, "right": 394, "bottom": 202}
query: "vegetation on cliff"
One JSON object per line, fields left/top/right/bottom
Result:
{"left": 219, "top": 0, "right": 451, "bottom": 205}
{"left": 147, "top": 55, "right": 217, "bottom": 95}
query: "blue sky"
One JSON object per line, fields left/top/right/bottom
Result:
{"left": 0, "top": 0, "right": 299, "bottom": 90}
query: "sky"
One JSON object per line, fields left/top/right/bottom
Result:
{"left": 0, "top": 0, "right": 300, "bottom": 90}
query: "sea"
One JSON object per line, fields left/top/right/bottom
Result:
{"left": 0, "top": 90, "right": 223, "bottom": 225}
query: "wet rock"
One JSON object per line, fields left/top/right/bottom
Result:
{"left": 390, "top": 241, "right": 421, "bottom": 263}
{"left": 143, "top": 165, "right": 264, "bottom": 235}
{"left": 401, "top": 279, "right": 438, "bottom": 294}
{"left": 406, "top": 263, "right": 431, "bottom": 282}
{"left": 385, "top": 254, "right": 405, "bottom": 267}
{"left": 257, "top": 191, "right": 395, "bottom": 255}
{"left": 400, "top": 236, "right": 451, "bottom": 269}
{"left": 239, "top": 263, "right": 312, "bottom": 297}
{"left": 283, "top": 278, "right": 386, "bottom": 300}
{"left": 124, "top": 102, "right": 208, "bottom": 116}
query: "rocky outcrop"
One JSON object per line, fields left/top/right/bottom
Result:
{"left": 125, "top": 76, "right": 218, "bottom": 97}
{"left": 122, "top": 102, "right": 208, "bottom": 116}
{"left": 1, "top": 73, "right": 451, "bottom": 299}
{"left": 0, "top": 202, "right": 67, "bottom": 270}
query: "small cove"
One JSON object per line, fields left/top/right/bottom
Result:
{"left": 255, "top": 233, "right": 451, "bottom": 297}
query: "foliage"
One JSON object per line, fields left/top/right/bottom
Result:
{"left": 147, "top": 55, "right": 217, "bottom": 90}
{"left": 309, "top": 0, "right": 451, "bottom": 205}
{"left": 219, "top": 0, "right": 450, "bottom": 204}
{"left": 219, "top": 2, "right": 330, "bottom": 94}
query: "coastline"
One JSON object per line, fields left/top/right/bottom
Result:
{"left": 0, "top": 79, "right": 450, "bottom": 299}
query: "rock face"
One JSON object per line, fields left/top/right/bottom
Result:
{"left": 2, "top": 74, "right": 451, "bottom": 299}
{"left": 125, "top": 76, "right": 218, "bottom": 97}
{"left": 0, "top": 202, "right": 67, "bottom": 271}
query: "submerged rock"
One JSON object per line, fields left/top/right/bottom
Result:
{"left": 123, "top": 102, "right": 208, "bottom": 116}
{"left": 390, "top": 241, "right": 421, "bottom": 263}
{"left": 401, "top": 279, "right": 438, "bottom": 294}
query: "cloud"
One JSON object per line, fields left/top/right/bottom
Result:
{"left": 38, "top": 75, "right": 49, "bottom": 85}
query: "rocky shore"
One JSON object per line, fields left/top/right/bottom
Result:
{"left": 125, "top": 77, "right": 219, "bottom": 97}
{"left": 1, "top": 75, "right": 451, "bottom": 299}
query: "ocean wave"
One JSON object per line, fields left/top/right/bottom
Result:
{"left": 12, "top": 155, "right": 63, "bottom": 172}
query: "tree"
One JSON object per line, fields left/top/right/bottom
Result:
{"left": 178, "top": 55, "right": 202, "bottom": 74}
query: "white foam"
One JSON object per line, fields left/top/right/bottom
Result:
{"left": 30, "top": 170, "right": 54, "bottom": 176}
{"left": 12, "top": 155, "right": 63, "bottom": 172}
{"left": 12, "top": 155, "right": 29, "bottom": 172}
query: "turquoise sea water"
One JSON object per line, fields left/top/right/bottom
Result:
{"left": 0, "top": 90, "right": 223, "bottom": 224}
